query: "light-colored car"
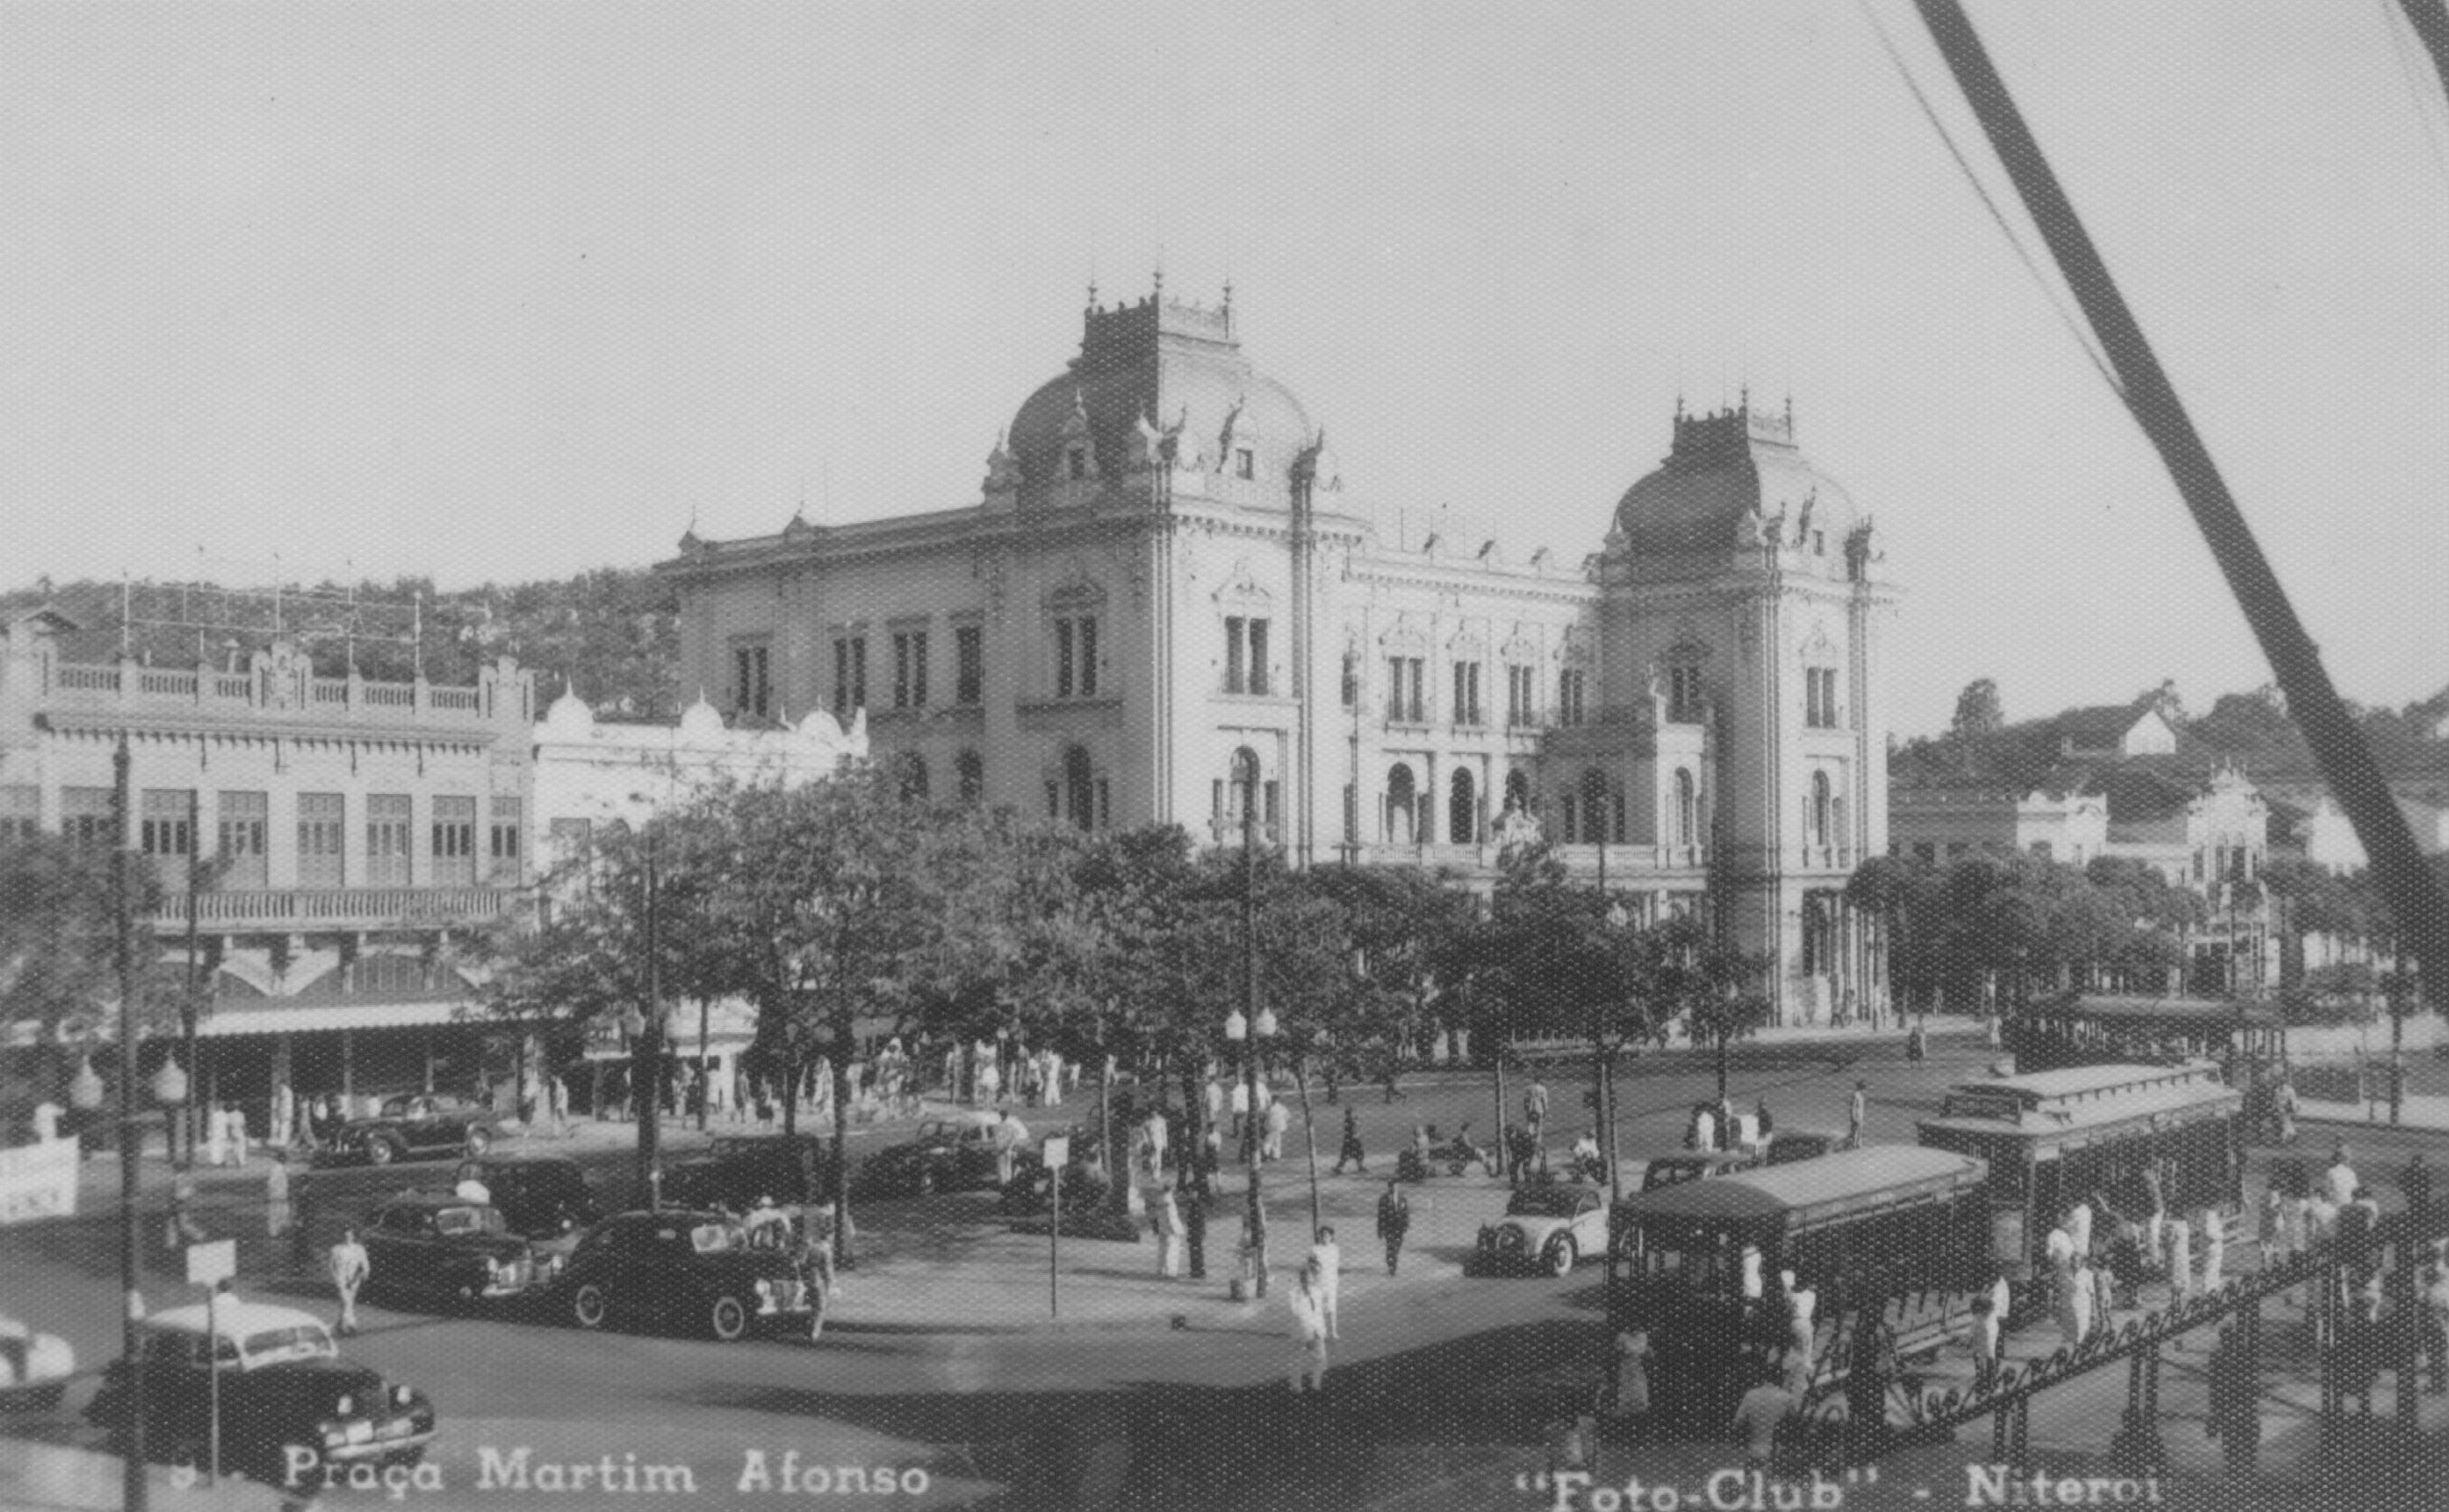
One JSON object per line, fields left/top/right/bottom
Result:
{"left": 1472, "top": 1184, "right": 1610, "bottom": 1277}
{"left": 0, "top": 1314, "right": 75, "bottom": 1413}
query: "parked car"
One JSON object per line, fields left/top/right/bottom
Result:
{"left": 315, "top": 1093, "right": 497, "bottom": 1167}
{"left": 1471, "top": 1184, "right": 1610, "bottom": 1277}
{"left": 662, "top": 1134, "right": 838, "bottom": 1213}
{"left": 84, "top": 1301, "right": 434, "bottom": 1486}
{"left": 856, "top": 1111, "right": 1025, "bottom": 1197}
{"left": 0, "top": 1314, "right": 74, "bottom": 1413}
{"left": 450, "top": 1155, "right": 601, "bottom": 1243}
{"left": 362, "top": 1193, "right": 547, "bottom": 1305}
{"left": 1764, "top": 1129, "right": 1846, "bottom": 1167}
{"left": 554, "top": 1210, "right": 814, "bottom": 1342}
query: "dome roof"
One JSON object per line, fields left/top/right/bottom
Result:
{"left": 542, "top": 683, "right": 595, "bottom": 736}
{"left": 1005, "top": 286, "right": 1314, "bottom": 503}
{"left": 677, "top": 692, "right": 726, "bottom": 738}
{"left": 1614, "top": 403, "right": 1857, "bottom": 559}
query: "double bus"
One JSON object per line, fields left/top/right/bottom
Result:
{"left": 1915, "top": 1062, "right": 2243, "bottom": 1296}
{"left": 1607, "top": 1146, "right": 1991, "bottom": 1435}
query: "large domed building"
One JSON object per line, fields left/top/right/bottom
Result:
{"left": 660, "top": 281, "right": 1900, "bottom": 1024}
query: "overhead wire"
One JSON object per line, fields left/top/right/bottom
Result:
{"left": 1855, "top": 0, "right": 2125, "bottom": 404}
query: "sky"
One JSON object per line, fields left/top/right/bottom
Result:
{"left": 5, "top": 1, "right": 2447, "bottom": 738}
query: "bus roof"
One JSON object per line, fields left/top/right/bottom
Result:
{"left": 1941, "top": 1061, "right": 2223, "bottom": 1112}
{"left": 1616, "top": 1146, "right": 1987, "bottom": 1231}
{"left": 1920, "top": 1076, "right": 2241, "bottom": 1148}
{"left": 2040, "top": 996, "right": 2286, "bottom": 1028}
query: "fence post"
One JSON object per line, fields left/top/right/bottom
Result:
{"left": 2234, "top": 1294, "right": 2261, "bottom": 1475}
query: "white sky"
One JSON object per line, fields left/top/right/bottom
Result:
{"left": 5, "top": 1, "right": 2446, "bottom": 737}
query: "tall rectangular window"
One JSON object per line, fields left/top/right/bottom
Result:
{"left": 1557, "top": 668, "right": 1586, "bottom": 728}
{"left": 1667, "top": 665, "right": 1705, "bottom": 723}
{"left": 366, "top": 795, "right": 412, "bottom": 886}
{"left": 1223, "top": 617, "right": 1271, "bottom": 695}
{"left": 955, "top": 626, "right": 983, "bottom": 705}
{"left": 1247, "top": 619, "right": 1268, "bottom": 695}
{"left": 893, "top": 630, "right": 929, "bottom": 710}
{"left": 833, "top": 636, "right": 867, "bottom": 716}
{"left": 431, "top": 796, "right": 477, "bottom": 886}
{"left": 1387, "top": 657, "right": 1425, "bottom": 722}
{"left": 1340, "top": 654, "right": 1358, "bottom": 709}
{"left": 1452, "top": 662, "right": 1482, "bottom": 725}
{"left": 298, "top": 793, "right": 345, "bottom": 887}
{"left": 1224, "top": 617, "right": 1246, "bottom": 693}
{"left": 1506, "top": 665, "right": 1535, "bottom": 727}
{"left": 1805, "top": 667, "right": 1838, "bottom": 729}
{"left": 732, "top": 643, "right": 770, "bottom": 720}
{"left": 1053, "top": 615, "right": 1099, "bottom": 698}
{"left": 141, "top": 789, "right": 194, "bottom": 888}
{"left": 489, "top": 796, "right": 523, "bottom": 882}
{"left": 62, "top": 787, "right": 114, "bottom": 850}
{"left": 1078, "top": 616, "right": 1098, "bottom": 696}
{"left": 0, "top": 785, "right": 40, "bottom": 845}
{"left": 217, "top": 790, "right": 269, "bottom": 889}
{"left": 1055, "top": 620, "right": 1075, "bottom": 698}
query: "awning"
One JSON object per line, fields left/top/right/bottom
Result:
{"left": 194, "top": 999, "right": 478, "bottom": 1039}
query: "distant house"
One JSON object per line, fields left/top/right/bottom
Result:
{"left": 2054, "top": 698, "right": 2178, "bottom": 760}
{"left": 1886, "top": 780, "right": 2106, "bottom": 866}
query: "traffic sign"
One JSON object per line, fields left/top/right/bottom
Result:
{"left": 186, "top": 1238, "right": 236, "bottom": 1288}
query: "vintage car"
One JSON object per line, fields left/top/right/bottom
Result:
{"left": 84, "top": 1300, "right": 435, "bottom": 1485}
{"left": 855, "top": 1111, "right": 1026, "bottom": 1198}
{"left": 662, "top": 1134, "right": 839, "bottom": 1213}
{"left": 362, "top": 1193, "right": 547, "bottom": 1305}
{"left": 0, "top": 1313, "right": 74, "bottom": 1412}
{"left": 1471, "top": 1184, "right": 1611, "bottom": 1277}
{"left": 316, "top": 1093, "right": 497, "bottom": 1167}
{"left": 449, "top": 1155, "right": 601, "bottom": 1244}
{"left": 554, "top": 1210, "right": 814, "bottom": 1342}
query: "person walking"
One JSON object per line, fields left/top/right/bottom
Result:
{"left": 2403, "top": 1150, "right": 2434, "bottom": 1237}
{"left": 1845, "top": 1081, "right": 1867, "bottom": 1150}
{"left": 2067, "top": 1195, "right": 2094, "bottom": 1264}
{"left": 1332, "top": 1107, "right": 1366, "bottom": 1174}
{"left": 269, "top": 1082, "right": 295, "bottom": 1150}
{"left": 1730, "top": 1363, "right": 1798, "bottom": 1471}
{"left": 2198, "top": 1207, "right": 2226, "bottom": 1294}
{"left": 1311, "top": 1226, "right": 1342, "bottom": 1341}
{"left": 1689, "top": 1103, "right": 1715, "bottom": 1155}
{"left": 2165, "top": 1216, "right": 2194, "bottom": 1309}
{"left": 2275, "top": 1079, "right": 2300, "bottom": 1146}
{"left": 1261, "top": 1097, "right": 1290, "bottom": 1164}
{"left": 263, "top": 1150, "right": 293, "bottom": 1240}
{"left": 1524, "top": 1078, "right": 1550, "bottom": 1145}
{"left": 1970, "top": 1293, "right": 2003, "bottom": 1392}
{"left": 2326, "top": 1144, "right": 2360, "bottom": 1208}
{"left": 1287, "top": 1260, "right": 1330, "bottom": 1394}
{"left": 328, "top": 1226, "right": 370, "bottom": 1337}
{"left": 994, "top": 1107, "right": 1026, "bottom": 1187}
{"left": 792, "top": 1216, "right": 834, "bottom": 1345}
{"left": 1229, "top": 1079, "right": 1251, "bottom": 1145}
{"left": 1376, "top": 1179, "right": 1411, "bottom": 1276}
{"left": 1143, "top": 1105, "right": 1170, "bottom": 1178}
{"left": 2258, "top": 1186, "right": 2289, "bottom": 1270}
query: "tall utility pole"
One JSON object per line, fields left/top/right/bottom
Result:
{"left": 113, "top": 733, "right": 148, "bottom": 1512}
{"left": 1232, "top": 752, "right": 1271, "bottom": 1300}
{"left": 635, "top": 831, "right": 662, "bottom": 1206}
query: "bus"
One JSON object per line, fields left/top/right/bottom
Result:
{"left": 1607, "top": 1146, "right": 1991, "bottom": 1435}
{"left": 2007, "top": 994, "right": 2288, "bottom": 1134}
{"left": 1915, "top": 1062, "right": 2244, "bottom": 1297}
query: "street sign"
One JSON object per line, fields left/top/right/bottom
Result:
{"left": 185, "top": 1238, "right": 236, "bottom": 1288}
{"left": 1042, "top": 1136, "right": 1070, "bottom": 1167}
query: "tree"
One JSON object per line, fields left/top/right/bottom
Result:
{"left": 1951, "top": 678, "right": 2004, "bottom": 742}
{"left": 0, "top": 835, "right": 167, "bottom": 1129}
{"left": 1845, "top": 855, "right": 1932, "bottom": 1013}
{"left": 1662, "top": 914, "right": 1775, "bottom": 1103}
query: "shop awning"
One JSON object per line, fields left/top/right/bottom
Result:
{"left": 194, "top": 998, "right": 478, "bottom": 1039}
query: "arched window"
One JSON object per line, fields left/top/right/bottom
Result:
{"left": 1449, "top": 767, "right": 1478, "bottom": 845}
{"left": 1385, "top": 763, "right": 1418, "bottom": 845}
{"left": 1809, "top": 771, "right": 1832, "bottom": 848}
{"left": 1674, "top": 769, "right": 1696, "bottom": 847}
{"left": 1064, "top": 745, "right": 1094, "bottom": 832}
{"left": 1228, "top": 747, "right": 1261, "bottom": 827}
{"left": 1503, "top": 768, "right": 1532, "bottom": 816}
{"left": 895, "top": 752, "right": 930, "bottom": 802}
{"left": 956, "top": 750, "right": 983, "bottom": 804}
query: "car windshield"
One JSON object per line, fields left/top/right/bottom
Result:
{"left": 379, "top": 1096, "right": 424, "bottom": 1118}
{"left": 1506, "top": 1188, "right": 1587, "bottom": 1218}
{"left": 690, "top": 1223, "right": 736, "bottom": 1254}
{"left": 240, "top": 1325, "right": 337, "bottom": 1365}
{"left": 433, "top": 1206, "right": 504, "bottom": 1237}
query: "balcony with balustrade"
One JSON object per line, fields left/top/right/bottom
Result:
{"left": 152, "top": 886, "right": 518, "bottom": 934}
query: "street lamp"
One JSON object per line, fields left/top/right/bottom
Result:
{"left": 1213, "top": 748, "right": 1278, "bottom": 1299}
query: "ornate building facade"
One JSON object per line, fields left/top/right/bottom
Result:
{"left": 659, "top": 284, "right": 1900, "bottom": 1023}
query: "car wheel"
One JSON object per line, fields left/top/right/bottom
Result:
{"left": 367, "top": 1138, "right": 397, "bottom": 1167}
{"left": 708, "top": 1293, "right": 750, "bottom": 1343}
{"left": 1544, "top": 1236, "right": 1577, "bottom": 1278}
{"left": 571, "top": 1282, "right": 609, "bottom": 1329}
{"left": 464, "top": 1129, "right": 493, "bottom": 1157}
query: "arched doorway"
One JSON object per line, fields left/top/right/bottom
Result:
{"left": 1385, "top": 763, "right": 1418, "bottom": 844}
{"left": 1504, "top": 768, "right": 1532, "bottom": 817}
{"left": 1449, "top": 767, "right": 1478, "bottom": 845}
{"left": 1063, "top": 745, "right": 1094, "bottom": 831}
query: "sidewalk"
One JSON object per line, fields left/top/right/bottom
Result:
{"left": 0, "top": 1441, "right": 292, "bottom": 1512}
{"left": 2299, "top": 1093, "right": 2449, "bottom": 1133}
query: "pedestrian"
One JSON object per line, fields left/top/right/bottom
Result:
{"left": 547, "top": 1073, "right": 569, "bottom": 1139}
{"left": 1524, "top": 1078, "right": 1550, "bottom": 1143}
{"left": 2165, "top": 1216, "right": 2194, "bottom": 1308}
{"left": 1202, "top": 1074, "right": 1223, "bottom": 1134}
{"left": 263, "top": 1150, "right": 292, "bottom": 1239}
{"left": 224, "top": 1103, "right": 249, "bottom": 1167}
{"left": 1754, "top": 1098, "right": 1774, "bottom": 1141}
{"left": 1154, "top": 1186, "right": 1183, "bottom": 1278}
{"left": 1970, "top": 1293, "right": 2002, "bottom": 1392}
{"left": 1182, "top": 1179, "right": 1208, "bottom": 1281}
{"left": 1377, "top": 1179, "right": 1411, "bottom": 1276}
{"left": 2404, "top": 1150, "right": 2434, "bottom": 1237}
{"left": 328, "top": 1225, "right": 369, "bottom": 1336}
{"left": 1690, "top": 1102, "right": 1716, "bottom": 1155}
{"left": 1332, "top": 1107, "right": 1366, "bottom": 1174}
{"left": 1730, "top": 1361, "right": 1798, "bottom": 1471}
{"left": 1143, "top": 1104, "right": 1170, "bottom": 1177}
{"left": 1229, "top": 1078, "right": 1251, "bottom": 1144}
{"left": 269, "top": 1082, "right": 295, "bottom": 1150}
{"left": 1603, "top": 1329, "right": 1653, "bottom": 1443}
{"left": 1990, "top": 1263, "right": 2014, "bottom": 1333}
{"left": 2258, "top": 1186, "right": 2288, "bottom": 1270}
{"left": 792, "top": 1218, "right": 834, "bottom": 1345}
{"left": 2052, "top": 1250, "right": 2085, "bottom": 1347}
{"left": 1261, "top": 1097, "right": 1290, "bottom": 1163}
{"left": 994, "top": 1107, "right": 1026, "bottom": 1186}
{"left": 1845, "top": 1081, "right": 1866, "bottom": 1150}
{"left": 2326, "top": 1144, "right": 2359, "bottom": 1208}
{"left": 1783, "top": 1269, "right": 1817, "bottom": 1370}
{"left": 2275, "top": 1079, "right": 2300, "bottom": 1145}
{"left": 1907, "top": 1019, "right": 1927, "bottom": 1063}
{"left": 1287, "top": 1260, "right": 1330, "bottom": 1394}
{"left": 1380, "top": 1056, "right": 1403, "bottom": 1103}
{"left": 2198, "top": 1207, "right": 2226, "bottom": 1294}
{"left": 2068, "top": 1260, "right": 2097, "bottom": 1344}
{"left": 1311, "top": 1225, "right": 1342, "bottom": 1341}
{"left": 163, "top": 1179, "right": 207, "bottom": 1256}
{"left": 1714, "top": 1093, "right": 1737, "bottom": 1153}
{"left": 203, "top": 1100, "right": 230, "bottom": 1168}
{"left": 2067, "top": 1195, "right": 2094, "bottom": 1263}
{"left": 2423, "top": 1257, "right": 2449, "bottom": 1395}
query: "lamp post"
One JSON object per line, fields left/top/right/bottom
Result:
{"left": 1214, "top": 749, "right": 1277, "bottom": 1299}
{"left": 623, "top": 820, "right": 663, "bottom": 1210}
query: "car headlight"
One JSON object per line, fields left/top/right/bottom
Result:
{"left": 391, "top": 1384, "right": 414, "bottom": 1408}
{"left": 345, "top": 1420, "right": 375, "bottom": 1445}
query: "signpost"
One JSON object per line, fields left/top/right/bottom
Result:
{"left": 1042, "top": 1136, "right": 1070, "bottom": 1320}
{"left": 185, "top": 1239, "right": 236, "bottom": 1484}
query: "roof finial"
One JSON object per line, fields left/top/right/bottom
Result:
{"left": 1739, "top": 382, "right": 1750, "bottom": 414}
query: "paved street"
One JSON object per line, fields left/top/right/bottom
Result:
{"left": 7, "top": 1025, "right": 2449, "bottom": 1510}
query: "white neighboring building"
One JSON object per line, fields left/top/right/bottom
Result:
{"left": 528, "top": 685, "right": 869, "bottom": 868}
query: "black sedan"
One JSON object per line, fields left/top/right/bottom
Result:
{"left": 363, "top": 1193, "right": 547, "bottom": 1305}
{"left": 554, "top": 1211, "right": 815, "bottom": 1342}
{"left": 85, "top": 1300, "right": 434, "bottom": 1487}
{"left": 856, "top": 1112, "right": 1025, "bottom": 1197}
{"left": 315, "top": 1093, "right": 498, "bottom": 1167}
{"left": 451, "top": 1154, "right": 602, "bottom": 1242}
{"left": 662, "top": 1134, "right": 839, "bottom": 1212}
